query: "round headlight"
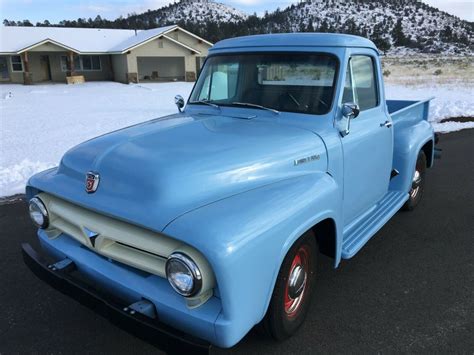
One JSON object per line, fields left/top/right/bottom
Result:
{"left": 28, "top": 197, "right": 49, "bottom": 229}
{"left": 165, "top": 252, "right": 202, "bottom": 297}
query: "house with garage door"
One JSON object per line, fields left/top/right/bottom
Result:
{"left": 0, "top": 25, "right": 212, "bottom": 85}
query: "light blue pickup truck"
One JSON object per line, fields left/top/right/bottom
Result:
{"left": 23, "top": 33, "right": 437, "bottom": 352}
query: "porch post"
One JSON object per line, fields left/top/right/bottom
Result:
{"left": 22, "top": 51, "right": 33, "bottom": 85}
{"left": 68, "top": 51, "right": 76, "bottom": 76}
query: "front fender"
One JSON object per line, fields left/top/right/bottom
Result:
{"left": 163, "top": 172, "right": 342, "bottom": 347}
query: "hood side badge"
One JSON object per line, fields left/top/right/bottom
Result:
{"left": 86, "top": 171, "right": 100, "bottom": 193}
{"left": 294, "top": 154, "right": 320, "bottom": 166}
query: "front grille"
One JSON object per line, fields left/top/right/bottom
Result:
{"left": 38, "top": 193, "right": 181, "bottom": 277}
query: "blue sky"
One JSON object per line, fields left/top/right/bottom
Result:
{"left": 0, "top": 0, "right": 472, "bottom": 23}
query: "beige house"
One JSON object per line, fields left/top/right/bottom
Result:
{"left": 0, "top": 25, "right": 212, "bottom": 84}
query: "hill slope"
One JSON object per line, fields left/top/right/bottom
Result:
{"left": 4, "top": 0, "right": 473, "bottom": 54}
{"left": 139, "top": 0, "right": 473, "bottom": 54}
{"left": 270, "top": 0, "right": 472, "bottom": 54}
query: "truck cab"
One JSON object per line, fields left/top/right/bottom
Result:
{"left": 23, "top": 33, "right": 435, "bottom": 351}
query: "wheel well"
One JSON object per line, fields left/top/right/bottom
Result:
{"left": 421, "top": 140, "right": 433, "bottom": 168}
{"left": 311, "top": 218, "right": 336, "bottom": 259}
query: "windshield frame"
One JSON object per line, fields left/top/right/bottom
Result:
{"left": 188, "top": 51, "right": 341, "bottom": 116}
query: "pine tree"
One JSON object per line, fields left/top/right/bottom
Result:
{"left": 391, "top": 19, "right": 410, "bottom": 47}
{"left": 371, "top": 23, "right": 391, "bottom": 53}
{"left": 440, "top": 25, "right": 453, "bottom": 42}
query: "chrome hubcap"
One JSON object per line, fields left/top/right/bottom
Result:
{"left": 410, "top": 169, "right": 422, "bottom": 198}
{"left": 284, "top": 247, "right": 309, "bottom": 317}
{"left": 288, "top": 265, "right": 306, "bottom": 299}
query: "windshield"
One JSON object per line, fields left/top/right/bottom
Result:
{"left": 189, "top": 53, "right": 338, "bottom": 115}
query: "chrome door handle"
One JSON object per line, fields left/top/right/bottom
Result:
{"left": 380, "top": 121, "right": 392, "bottom": 128}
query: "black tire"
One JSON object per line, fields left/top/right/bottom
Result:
{"left": 262, "top": 231, "right": 317, "bottom": 341}
{"left": 403, "top": 150, "right": 427, "bottom": 211}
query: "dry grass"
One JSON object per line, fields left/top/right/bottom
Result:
{"left": 381, "top": 55, "right": 474, "bottom": 86}
{"left": 440, "top": 117, "right": 474, "bottom": 123}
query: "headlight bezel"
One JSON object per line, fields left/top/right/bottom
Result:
{"left": 28, "top": 197, "right": 49, "bottom": 229}
{"left": 165, "top": 252, "right": 203, "bottom": 297}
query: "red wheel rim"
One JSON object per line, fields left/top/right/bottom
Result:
{"left": 284, "top": 246, "right": 310, "bottom": 318}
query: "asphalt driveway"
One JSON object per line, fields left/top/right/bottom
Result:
{"left": 0, "top": 130, "right": 473, "bottom": 354}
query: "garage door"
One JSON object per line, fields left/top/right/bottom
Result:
{"left": 137, "top": 57, "right": 185, "bottom": 81}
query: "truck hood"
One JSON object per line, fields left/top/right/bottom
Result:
{"left": 38, "top": 113, "right": 328, "bottom": 231}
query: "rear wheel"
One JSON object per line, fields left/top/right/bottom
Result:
{"left": 262, "top": 231, "right": 317, "bottom": 340}
{"left": 403, "top": 150, "right": 427, "bottom": 211}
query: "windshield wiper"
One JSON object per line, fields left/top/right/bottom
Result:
{"left": 190, "top": 99, "right": 220, "bottom": 109}
{"left": 231, "top": 102, "right": 280, "bottom": 115}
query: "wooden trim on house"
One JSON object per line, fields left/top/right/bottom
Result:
{"left": 164, "top": 27, "right": 214, "bottom": 47}
{"left": 17, "top": 38, "right": 80, "bottom": 54}
{"left": 161, "top": 35, "right": 201, "bottom": 54}
{"left": 119, "top": 26, "right": 212, "bottom": 54}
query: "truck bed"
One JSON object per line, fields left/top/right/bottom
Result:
{"left": 387, "top": 99, "right": 433, "bottom": 122}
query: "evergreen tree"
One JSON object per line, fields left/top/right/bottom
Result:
{"left": 391, "top": 19, "right": 410, "bottom": 46}
{"left": 371, "top": 23, "right": 391, "bottom": 53}
{"left": 21, "top": 19, "right": 34, "bottom": 26}
{"left": 319, "top": 20, "right": 329, "bottom": 33}
{"left": 440, "top": 25, "right": 453, "bottom": 42}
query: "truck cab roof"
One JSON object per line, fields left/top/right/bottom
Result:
{"left": 210, "top": 33, "right": 378, "bottom": 52}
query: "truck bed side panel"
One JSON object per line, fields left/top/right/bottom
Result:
{"left": 388, "top": 99, "right": 434, "bottom": 193}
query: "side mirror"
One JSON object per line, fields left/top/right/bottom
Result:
{"left": 341, "top": 103, "right": 360, "bottom": 120}
{"left": 337, "top": 103, "right": 360, "bottom": 137}
{"left": 175, "top": 95, "right": 185, "bottom": 113}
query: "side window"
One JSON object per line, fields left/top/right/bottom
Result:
{"left": 342, "top": 63, "right": 354, "bottom": 103}
{"left": 343, "top": 56, "right": 378, "bottom": 111}
{"left": 198, "top": 63, "right": 239, "bottom": 101}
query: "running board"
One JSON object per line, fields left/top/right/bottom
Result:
{"left": 342, "top": 191, "right": 408, "bottom": 259}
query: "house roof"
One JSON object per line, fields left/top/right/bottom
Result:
{"left": 0, "top": 25, "right": 212, "bottom": 55}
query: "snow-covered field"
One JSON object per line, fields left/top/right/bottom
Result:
{"left": 384, "top": 83, "right": 474, "bottom": 133}
{"left": 0, "top": 82, "right": 193, "bottom": 197}
{"left": 1, "top": 80, "right": 473, "bottom": 197}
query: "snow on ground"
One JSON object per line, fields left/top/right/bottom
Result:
{"left": 384, "top": 82, "right": 474, "bottom": 133}
{"left": 1, "top": 81, "right": 473, "bottom": 197}
{"left": 1, "top": 82, "right": 193, "bottom": 197}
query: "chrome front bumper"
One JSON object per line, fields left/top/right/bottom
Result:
{"left": 22, "top": 229, "right": 223, "bottom": 350}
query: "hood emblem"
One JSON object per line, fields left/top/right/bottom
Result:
{"left": 83, "top": 227, "right": 99, "bottom": 247}
{"left": 85, "top": 171, "right": 100, "bottom": 193}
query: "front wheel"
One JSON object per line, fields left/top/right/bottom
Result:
{"left": 262, "top": 231, "right": 317, "bottom": 340}
{"left": 403, "top": 150, "right": 427, "bottom": 211}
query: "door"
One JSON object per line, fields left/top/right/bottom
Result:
{"left": 39, "top": 55, "right": 51, "bottom": 81}
{"left": 341, "top": 53, "right": 393, "bottom": 225}
{"left": 137, "top": 57, "right": 185, "bottom": 81}
{"left": 0, "top": 57, "right": 9, "bottom": 80}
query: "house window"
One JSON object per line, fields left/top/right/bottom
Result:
{"left": 60, "top": 56, "right": 68, "bottom": 71}
{"left": 158, "top": 40, "right": 164, "bottom": 48}
{"left": 82, "top": 56, "right": 101, "bottom": 70}
{"left": 11, "top": 55, "right": 23, "bottom": 72}
{"left": 60, "top": 55, "right": 101, "bottom": 72}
